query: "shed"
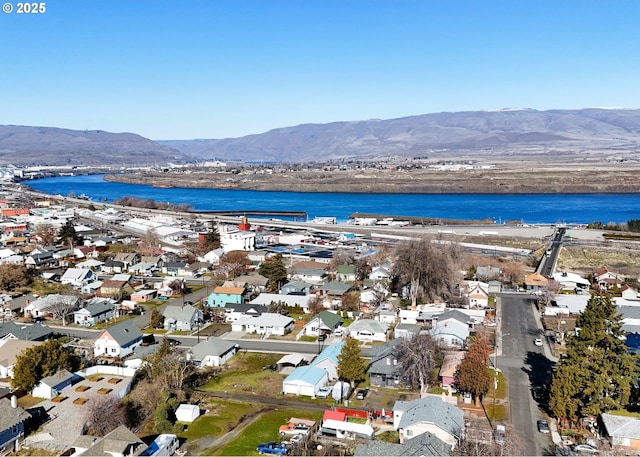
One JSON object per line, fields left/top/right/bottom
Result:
{"left": 175, "top": 404, "right": 200, "bottom": 423}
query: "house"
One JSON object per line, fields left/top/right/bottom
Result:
{"left": 207, "top": 285, "right": 245, "bottom": 308}
{"left": 24, "top": 248, "right": 56, "bottom": 269}
{"left": 175, "top": 404, "right": 200, "bottom": 423}
{"left": 99, "top": 279, "right": 134, "bottom": 299}
{"left": 347, "top": 319, "right": 389, "bottom": 343}
{"left": 187, "top": 337, "right": 238, "bottom": 367}
{"left": 102, "top": 258, "right": 125, "bottom": 274}
{"left": 593, "top": 267, "right": 625, "bottom": 290}
{"left": 72, "top": 424, "right": 146, "bottom": 457}
{"left": 288, "top": 267, "right": 328, "bottom": 284}
{"left": 73, "top": 301, "right": 116, "bottom": 326}
{"left": 466, "top": 282, "right": 489, "bottom": 308}
{"left": 354, "top": 431, "right": 451, "bottom": 456}
{"left": 430, "top": 311, "right": 471, "bottom": 349}
{"left": 336, "top": 265, "right": 357, "bottom": 282}
{"left": 601, "top": 413, "right": 640, "bottom": 450}
{"left": 280, "top": 280, "right": 314, "bottom": 295}
{"left": 32, "top": 369, "right": 78, "bottom": 399}
{"left": 60, "top": 267, "right": 96, "bottom": 288}
{"left": 439, "top": 351, "right": 466, "bottom": 391}
{"left": 250, "top": 293, "right": 314, "bottom": 313}
{"left": 163, "top": 304, "right": 203, "bottom": 332}
{"left": 130, "top": 289, "right": 157, "bottom": 303}
{"left": 282, "top": 365, "right": 329, "bottom": 397}
{"left": 476, "top": 265, "right": 501, "bottom": 280}
{"left": 488, "top": 280, "right": 502, "bottom": 294}
{"left": 223, "top": 303, "right": 268, "bottom": 323}
{"left": 393, "top": 396, "right": 464, "bottom": 447}
{"left": 553, "top": 271, "right": 591, "bottom": 292}
{"left": 311, "top": 341, "right": 344, "bottom": 380}
{"left": 231, "top": 313, "right": 295, "bottom": 336}
{"left": 75, "top": 258, "right": 104, "bottom": 270}
{"left": 113, "top": 252, "right": 140, "bottom": 270}
{"left": 620, "top": 285, "right": 640, "bottom": 301}
{"left": 94, "top": 320, "right": 144, "bottom": 358}
{"left": 233, "top": 274, "right": 269, "bottom": 293}
{"left": 301, "top": 311, "right": 342, "bottom": 337}
{"left": 524, "top": 272, "right": 549, "bottom": 292}
{"left": 394, "top": 323, "right": 421, "bottom": 340}
{"left": 315, "top": 282, "right": 354, "bottom": 299}
{"left": 368, "top": 340, "right": 403, "bottom": 388}
{"left": 399, "top": 309, "right": 420, "bottom": 325}
{"left": 202, "top": 247, "right": 225, "bottom": 265}
{"left": 376, "top": 308, "right": 397, "bottom": 325}
{"left": 0, "top": 339, "right": 41, "bottom": 378}
{"left": 162, "top": 261, "right": 189, "bottom": 276}
{"left": 0, "top": 397, "right": 31, "bottom": 455}
{"left": 0, "top": 321, "right": 53, "bottom": 341}
{"left": 23, "top": 294, "right": 80, "bottom": 320}
{"left": 369, "top": 265, "right": 391, "bottom": 281}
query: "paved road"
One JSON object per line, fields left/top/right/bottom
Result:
{"left": 498, "top": 293, "right": 556, "bottom": 456}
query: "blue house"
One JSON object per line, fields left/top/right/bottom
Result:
{"left": 207, "top": 285, "right": 245, "bottom": 308}
{"left": 0, "top": 397, "right": 31, "bottom": 454}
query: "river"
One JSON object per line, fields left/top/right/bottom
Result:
{"left": 24, "top": 174, "right": 640, "bottom": 225}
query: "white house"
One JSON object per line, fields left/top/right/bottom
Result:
{"left": 466, "top": 283, "right": 489, "bottom": 308}
{"left": 163, "top": 304, "right": 203, "bottom": 332}
{"left": 93, "top": 321, "right": 143, "bottom": 358}
{"left": 32, "top": 369, "right": 78, "bottom": 399}
{"left": 394, "top": 396, "right": 464, "bottom": 447}
{"left": 347, "top": 319, "right": 389, "bottom": 343}
{"left": 231, "top": 313, "right": 295, "bottom": 336}
{"left": 187, "top": 337, "right": 239, "bottom": 367}
{"left": 60, "top": 268, "right": 96, "bottom": 288}
{"left": 220, "top": 227, "right": 255, "bottom": 252}
{"left": 73, "top": 301, "right": 115, "bottom": 327}
{"left": 430, "top": 311, "right": 470, "bottom": 349}
{"left": 398, "top": 309, "right": 420, "bottom": 325}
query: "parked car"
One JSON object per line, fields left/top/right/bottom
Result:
{"left": 534, "top": 338, "right": 543, "bottom": 346}
{"left": 356, "top": 387, "right": 369, "bottom": 400}
{"left": 279, "top": 421, "right": 311, "bottom": 436}
{"left": 316, "top": 387, "right": 332, "bottom": 399}
{"left": 537, "top": 419, "right": 550, "bottom": 433}
{"left": 571, "top": 444, "right": 599, "bottom": 454}
{"left": 257, "top": 442, "right": 289, "bottom": 455}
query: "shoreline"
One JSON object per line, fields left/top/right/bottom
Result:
{"left": 102, "top": 165, "right": 640, "bottom": 194}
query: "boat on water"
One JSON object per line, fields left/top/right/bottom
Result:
{"left": 151, "top": 183, "right": 175, "bottom": 188}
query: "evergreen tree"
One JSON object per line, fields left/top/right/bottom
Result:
{"left": 201, "top": 223, "right": 221, "bottom": 252}
{"left": 549, "top": 295, "right": 639, "bottom": 424}
{"left": 258, "top": 253, "right": 289, "bottom": 292}
{"left": 150, "top": 308, "right": 164, "bottom": 329}
{"left": 337, "top": 337, "right": 367, "bottom": 388}
{"left": 11, "top": 340, "right": 72, "bottom": 391}
{"left": 56, "top": 219, "right": 84, "bottom": 247}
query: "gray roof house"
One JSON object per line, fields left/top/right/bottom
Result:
{"left": 163, "top": 304, "right": 203, "bottom": 332}
{"left": 74, "top": 301, "right": 116, "bottom": 326}
{"left": 347, "top": 319, "right": 389, "bottom": 343}
{"left": 601, "top": 413, "right": 640, "bottom": 450}
{"left": 355, "top": 431, "right": 451, "bottom": 456}
{"left": 0, "top": 321, "right": 53, "bottom": 341}
{"left": 94, "top": 321, "right": 144, "bottom": 358}
{"left": 72, "top": 424, "right": 146, "bottom": 457}
{"left": 187, "top": 337, "right": 238, "bottom": 367}
{"left": 32, "top": 369, "right": 79, "bottom": 399}
{"left": 368, "top": 339, "right": 403, "bottom": 388}
{"left": 280, "top": 280, "right": 314, "bottom": 295}
{"left": 0, "top": 397, "right": 32, "bottom": 455}
{"left": 393, "top": 396, "right": 464, "bottom": 447}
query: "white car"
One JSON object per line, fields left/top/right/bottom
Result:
{"left": 534, "top": 338, "right": 543, "bottom": 346}
{"left": 572, "top": 444, "right": 599, "bottom": 454}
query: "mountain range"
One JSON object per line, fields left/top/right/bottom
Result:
{"left": 2, "top": 108, "right": 640, "bottom": 166}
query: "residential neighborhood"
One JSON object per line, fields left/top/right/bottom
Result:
{"left": 0, "top": 186, "right": 640, "bottom": 457}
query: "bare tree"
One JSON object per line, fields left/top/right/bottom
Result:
{"left": 85, "top": 396, "right": 126, "bottom": 437}
{"left": 48, "top": 293, "right": 80, "bottom": 326}
{"left": 397, "top": 333, "right": 441, "bottom": 397}
{"left": 394, "top": 237, "right": 464, "bottom": 306}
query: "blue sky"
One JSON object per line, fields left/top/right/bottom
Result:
{"left": 1, "top": 0, "right": 639, "bottom": 140}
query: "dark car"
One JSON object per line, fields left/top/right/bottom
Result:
{"left": 31, "top": 316, "right": 46, "bottom": 323}
{"left": 537, "top": 419, "right": 550, "bottom": 434}
{"left": 356, "top": 388, "right": 369, "bottom": 400}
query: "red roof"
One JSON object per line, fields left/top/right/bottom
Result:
{"left": 323, "top": 410, "right": 346, "bottom": 422}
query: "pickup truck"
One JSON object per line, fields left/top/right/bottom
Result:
{"left": 256, "top": 442, "right": 289, "bottom": 455}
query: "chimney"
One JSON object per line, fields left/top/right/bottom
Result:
{"left": 11, "top": 395, "right": 17, "bottom": 408}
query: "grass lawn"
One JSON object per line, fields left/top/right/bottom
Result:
{"left": 17, "top": 395, "right": 44, "bottom": 408}
{"left": 208, "top": 408, "right": 323, "bottom": 456}
{"left": 179, "top": 400, "right": 256, "bottom": 441}
{"left": 201, "top": 352, "right": 285, "bottom": 395}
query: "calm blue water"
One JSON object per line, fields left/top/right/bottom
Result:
{"left": 24, "top": 174, "right": 640, "bottom": 225}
